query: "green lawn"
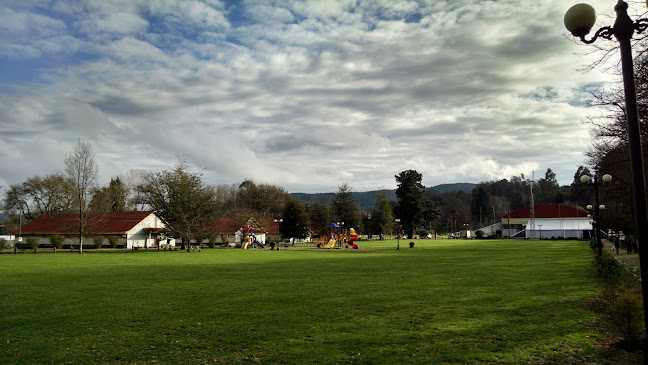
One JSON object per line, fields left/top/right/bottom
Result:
{"left": 0, "top": 240, "right": 604, "bottom": 364}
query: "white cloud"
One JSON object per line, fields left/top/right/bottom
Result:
{"left": 0, "top": 0, "right": 634, "bottom": 192}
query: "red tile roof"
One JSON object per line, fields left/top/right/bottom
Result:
{"left": 502, "top": 204, "right": 588, "bottom": 219}
{"left": 19, "top": 211, "right": 159, "bottom": 235}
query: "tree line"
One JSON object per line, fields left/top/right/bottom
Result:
{"left": 1, "top": 150, "right": 632, "bottom": 245}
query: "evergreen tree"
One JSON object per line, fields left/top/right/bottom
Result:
{"left": 280, "top": 197, "right": 310, "bottom": 240}
{"left": 89, "top": 177, "right": 129, "bottom": 212}
{"left": 570, "top": 165, "right": 591, "bottom": 207}
{"left": 537, "top": 168, "right": 560, "bottom": 204}
{"left": 395, "top": 170, "right": 436, "bottom": 237}
{"left": 470, "top": 186, "right": 490, "bottom": 225}
{"left": 332, "top": 183, "right": 360, "bottom": 230}
{"left": 306, "top": 202, "right": 332, "bottom": 236}
{"left": 369, "top": 192, "right": 393, "bottom": 235}
{"left": 510, "top": 188, "right": 525, "bottom": 210}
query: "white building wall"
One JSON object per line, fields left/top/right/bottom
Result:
{"left": 125, "top": 213, "right": 174, "bottom": 249}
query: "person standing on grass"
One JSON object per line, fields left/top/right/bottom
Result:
{"left": 626, "top": 237, "right": 634, "bottom": 254}
{"left": 613, "top": 236, "right": 620, "bottom": 254}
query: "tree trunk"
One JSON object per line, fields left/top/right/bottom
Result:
{"left": 79, "top": 208, "right": 83, "bottom": 254}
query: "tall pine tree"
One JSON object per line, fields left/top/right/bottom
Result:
{"left": 332, "top": 183, "right": 360, "bottom": 230}
{"left": 395, "top": 170, "right": 437, "bottom": 237}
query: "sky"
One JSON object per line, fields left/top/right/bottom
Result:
{"left": 0, "top": 0, "right": 638, "bottom": 193}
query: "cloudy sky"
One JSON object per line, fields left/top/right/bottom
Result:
{"left": 0, "top": 0, "right": 635, "bottom": 193}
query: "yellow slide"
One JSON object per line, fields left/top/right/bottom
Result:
{"left": 324, "top": 239, "right": 336, "bottom": 248}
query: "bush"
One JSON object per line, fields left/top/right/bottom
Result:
{"left": 26, "top": 237, "right": 40, "bottom": 253}
{"left": 0, "top": 238, "right": 7, "bottom": 250}
{"left": 592, "top": 252, "right": 626, "bottom": 286}
{"left": 474, "top": 230, "right": 484, "bottom": 239}
{"left": 108, "top": 236, "right": 119, "bottom": 248}
{"left": 608, "top": 285, "right": 644, "bottom": 341}
{"left": 208, "top": 235, "right": 217, "bottom": 248}
{"left": 591, "top": 251, "right": 644, "bottom": 342}
{"left": 220, "top": 235, "right": 229, "bottom": 246}
{"left": 93, "top": 236, "right": 104, "bottom": 249}
{"left": 49, "top": 235, "right": 65, "bottom": 252}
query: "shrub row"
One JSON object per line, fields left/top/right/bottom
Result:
{"left": 591, "top": 251, "right": 644, "bottom": 343}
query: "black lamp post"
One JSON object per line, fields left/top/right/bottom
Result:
{"left": 394, "top": 219, "right": 401, "bottom": 250}
{"left": 581, "top": 173, "right": 612, "bottom": 255}
{"left": 565, "top": 0, "right": 648, "bottom": 350}
{"left": 274, "top": 218, "right": 283, "bottom": 250}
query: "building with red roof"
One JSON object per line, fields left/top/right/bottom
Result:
{"left": 19, "top": 211, "right": 173, "bottom": 249}
{"left": 500, "top": 204, "right": 592, "bottom": 239}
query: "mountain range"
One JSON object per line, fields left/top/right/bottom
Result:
{"left": 291, "top": 183, "right": 476, "bottom": 209}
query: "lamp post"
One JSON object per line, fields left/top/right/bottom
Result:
{"left": 565, "top": 3, "right": 648, "bottom": 349}
{"left": 565, "top": 2, "right": 648, "bottom": 346}
{"left": 581, "top": 173, "right": 612, "bottom": 255}
{"left": 274, "top": 218, "right": 283, "bottom": 250}
{"left": 394, "top": 219, "right": 401, "bottom": 250}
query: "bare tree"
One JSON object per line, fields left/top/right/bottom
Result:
{"left": 64, "top": 139, "right": 99, "bottom": 253}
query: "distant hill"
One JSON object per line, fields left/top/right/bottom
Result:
{"left": 429, "top": 183, "right": 477, "bottom": 194}
{"left": 292, "top": 183, "right": 476, "bottom": 208}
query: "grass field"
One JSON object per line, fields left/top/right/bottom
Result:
{"left": 0, "top": 239, "right": 605, "bottom": 364}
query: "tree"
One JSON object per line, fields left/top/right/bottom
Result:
{"left": 369, "top": 192, "right": 394, "bottom": 236}
{"left": 89, "top": 177, "right": 129, "bottom": 212}
{"left": 65, "top": 139, "right": 99, "bottom": 254}
{"left": 136, "top": 164, "right": 221, "bottom": 252}
{"left": 332, "top": 183, "right": 360, "bottom": 230}
{"left": 570, "top": 165, "right": 592, "bottom": 207}
{"left": 395, "top": 170, "right": 437, "bottom": 237}
{"left": 306, "top": 202, "right": 332, "bottom": 236}
{"left": 280, "top": 197, "right": 310, "bottom": 241}
{"left": 537, "top": 168, "right": 560, "bottom": 204}
{"left": 510, "top": 188, "right": 525, "bottom": 210}
{"left": 234, "top": 179, "right": 288, "bottom": 218}
{"left": 3, "top": 174, "right": 73, "bottom": 220}
{"left": 470, "top": 186, "right": 490, "bottom": 226}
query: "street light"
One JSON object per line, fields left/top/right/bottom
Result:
{"left": 565, "top": 0, "right": 648, "bottom": 315}
{"left": 274, "top": 218, "right": 283, "bottom": 250}
{"left": 394, "top": 219, "right": 401, "bottom": 250}
{"left": 567, "top": 2, "right": 648, "bottom": 344}
{"left": 581, "top": 173, "right": 612, "bottom": 255}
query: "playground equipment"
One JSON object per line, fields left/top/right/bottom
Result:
{"left": 239, "top": 226, "right": 265, "bottom": 249}
{"left": 347, "top": 228, "right": 359, "bottom": 249}
{"left": 317, "top": 223, "right": 343, "bottom": 248}
{"left": 315, "top": 223, "right": 359, "bottom": 249}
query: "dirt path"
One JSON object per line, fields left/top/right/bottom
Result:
{"left": 602, "top": 239, "right": 641, "bottom": 270}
